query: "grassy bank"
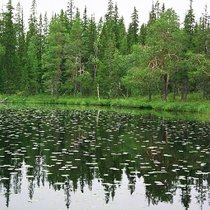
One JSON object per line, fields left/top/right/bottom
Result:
{"left": 0, "top": 94, "right": 210, "bottom": 113}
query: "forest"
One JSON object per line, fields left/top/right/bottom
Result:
{"left": 0, "top": 0, "right": 210, "bottom": 101}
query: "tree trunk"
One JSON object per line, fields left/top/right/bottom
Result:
{"left": 173, "top": 83, "right": 177, "bottom": 101}
{"left": 97, "top": 83, "right": 100, "bottom": 101}
{"left": 148, "top": 90, "right": 152, "bottom": 101}
{"left": 162, "top": 74, "right": 169, "bottom": 101}
{"left": 181, "top": 78, "right": 188, "bottom": 101}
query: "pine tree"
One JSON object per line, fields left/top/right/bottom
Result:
{"left": 148, "top": 1, "right": 162, "bottom": 24}
{"left": 27, "top": 0, "right": 37, "bottom": 42}
{"left": 25, "top": 0, "right": 39, "bottom": 94}
{"left": 96, "top": 0, "right": 118, "bottom": 96}
{"left": 86, "top": 15, "right": 98, "bottom": 83}
{"left": 184, "top": 0, "right": 195, "bottom": 50}
{"left": 106, "top": 0, "right": 114, "bottom": 21}
{"left": 42, "top": 15, "right": 70, "bottom": 95}
{"left": 67, "top": 0, "right": 75, "bottom": 30}
{"left": 37, "top": 14, "right": 44, "bottom": 92}
{"left": 83, "top": 6, "right": 88, "bottom": 31}
{"left": 113, "top": 3, "right": 126, "bottom": 53}
{"left": 1, "top": 0, "right": 17, "bottom": 93}
{"left": 43, "top": 12, "right": 48, "bottom": 45}
{"left": 127, "top": 7, "right": 139, "bottom": 52}
{"left": 117, "top": 17, "right": 127, "bottom": 54}
{"left": 139, "top": 23, "right": 147, "bottom": 45}
{"left": 148, "top": 1, "right": 156, "bottom": 24}
{"left": 0, "top": 7, "right": 4, "bottom": 92}
{"left": 81, "top": 6, "right": 89, "bottom": 65}
{"left": 194, "top": 5, "right": 210, "bottom": 54}
{"left": 15, "top": 2, "right": 26, "bottom": 91}
{"left": 65, "top": 9, "right": 86, "bottom": 95}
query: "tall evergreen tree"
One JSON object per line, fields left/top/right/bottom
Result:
{"left": 26, "top": 0, "right": 37, "bottom": 42}
{"left": 42, "top": 14, "right": 70, "bottom": 95}
{"left": 97, "top": 0, "right": 119, "bottom": 96}
{"left": 127, "top": 7, "right": 139, "bottom": 52}
{"left": 184, "top": 0, "right": 195, "bottom": 51}
{"left": 86, "top": 15, "right": 98, "bottom": 83}
{"left": 116, "top": 17, "right": 127, "bottom": 54}
{"left": 81, "top": 6, "right": 89, "bottom": 65}
{"left": 25, "top": 0, "right": 39, "bottom": 94}
{"left": 37, "top": 14, "right": 44, "bottom": 92}
{"left": 0, "top": 7, "right": 4, "bottom": 91}
{"left": 194, "top": 5, "right": 210, "bottom": 54}
{"left": 106, "top": 0, "right": 114, "bottom": 21}
{"left": 139, "top": 23, "right": 147, "bottom": 45}
{"left": 1, "top": 0, "right": 17, "bottom": 93}
{"left": 66, "top": 9, "right": 85, "bottom": 95}
{"left": 113, "top": 4, "right": 127, "bottom": 54}
{"left": 67, "top": 0, "right": 75, "bottom": 30}
{"left": 42, "top": 12, "right": 49, "bottom": 57}
{"left": 148, "top": 1, "right": 157, "bottom": 24}
{"left": 15, "top": 2, "right": 26, "bottom": 91}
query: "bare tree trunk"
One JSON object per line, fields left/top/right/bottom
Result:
{"left": 97, "top": 83, "right": 100, "bottom": 101}
{"left": 94, "top": 64, "right": 97, "bottom": 81}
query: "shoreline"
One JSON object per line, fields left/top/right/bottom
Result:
{"left": 0, "top": 95, "right": 210, "bottom": 113}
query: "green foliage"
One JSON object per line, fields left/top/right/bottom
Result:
{"left": 0, "top": 0, "right": 210, "bottom": 103}
{"left": 184, "top": 0, "right": 196, "bottom": 50}
{"left": 127, "top": 7, "right": 139, "bottom": 52}
{"left": 42, "top": 16, "right": 70, "bottom": 95}
{"left": 0, "top": 0, "right": 17, "bottom": 93}
{"left": 124, "top": 67, "right": 160, "bottom": 99}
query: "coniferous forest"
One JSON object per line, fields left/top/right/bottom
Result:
{"left": 0, "top": 0, "right": 210, "bottom": 101}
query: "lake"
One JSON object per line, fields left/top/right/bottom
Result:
{"left": 0, "top": 106, "right": 209, "bottom": 210}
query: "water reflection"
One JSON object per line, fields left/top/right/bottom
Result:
{"left": 0, "top": 108, "right": 210, "bottom": 209}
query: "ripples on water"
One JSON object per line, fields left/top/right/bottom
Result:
{"left": 0, "top": 108, "right": 210, "bottom": 210}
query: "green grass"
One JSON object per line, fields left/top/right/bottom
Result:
{"left": 0, "top": 94, "right": 210, "bottom": 113}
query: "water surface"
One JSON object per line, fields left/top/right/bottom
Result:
{"left": 0, "top": 107, "right": 210, "bottom": 210}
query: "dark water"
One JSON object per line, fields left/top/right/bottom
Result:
{"left": 0, "top": 107, "right": 210, "bottom": 210}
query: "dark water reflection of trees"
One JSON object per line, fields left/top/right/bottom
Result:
{"left": 0, "top": 108, "right": 210, "bottom": 209}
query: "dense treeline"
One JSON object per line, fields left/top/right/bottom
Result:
{"left": 0, "top": 0, "right": 210, "bottom": 100}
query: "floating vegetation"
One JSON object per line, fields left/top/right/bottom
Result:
{"left": 0, "top": 107, "right": 209, "bottom": 209}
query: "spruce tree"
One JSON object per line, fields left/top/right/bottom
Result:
{"left": 106, "top": 0, "right": 114, "bottom": 21}
{"left": 184, "top": 0, "right": 195, "bottom": 51}
{"left": 0, "top": 8, "right": 5, "bottom": 92}
{"left": 81, "top": 6, "right": 89, "bottom": 67}
{"left": 37, "top": 14, "right": 44, "bottom": 92}
{"left": 15, "top": 2, "right": 26, "bottom": 91}
{"left": 25, "top": 0, "right": 39, "bottom": 94}
{"left": 139, "top": 23, "right": 147, "bottom": 45}
{"left": 86, "top": 15, "right": 98, "bottom": 83}
{"left": 42, "top": 14, "right": 70, "bottom": 95}
{"left": 67, "top": 0, "right": 75, "bottom": 30}
{"left": 1, "top": 0, "right": 17, "bottom": 93}
{"left": 127, "top": 7, "right": 139, "bottom": 52}
{"left": 113, "top": 4, "right": 127, "bottom": 54}
{"left": 117, "top": 17, "right": 127, "bottom": 54}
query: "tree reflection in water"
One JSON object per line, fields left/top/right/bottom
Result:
{"left": 0, "top": 108, "right": 210, "bottom": 209}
